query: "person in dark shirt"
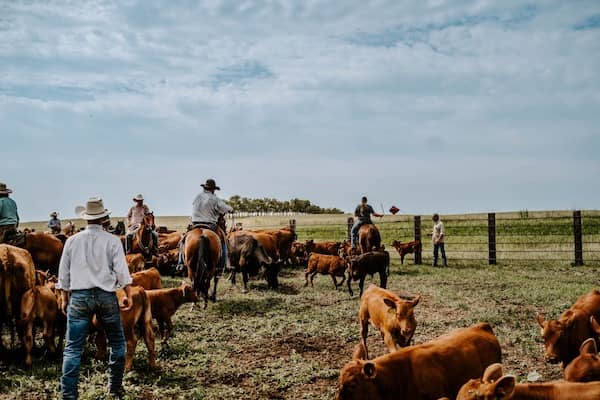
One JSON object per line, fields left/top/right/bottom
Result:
{"left": 351, "top": 196, "right": 383, "bottom": 248}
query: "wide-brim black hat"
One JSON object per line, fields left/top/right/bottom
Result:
{"left": 201, "top": 179, "right": 220, "bottom": 191}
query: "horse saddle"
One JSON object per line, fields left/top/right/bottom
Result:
{"left": 3, "top": 230, "right": 26, "bottom": 248}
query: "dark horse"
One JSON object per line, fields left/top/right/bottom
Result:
{"left": 130, "top": 212, "right": 157, "bottom": 259}
{"left": 184, "top": 227, "right": 221, "bottom": 308}
{"left": 358, "top": 224, "right": 381, "bottom": 253}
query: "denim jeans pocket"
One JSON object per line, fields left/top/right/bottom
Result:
{"left": 97, "top": 292, "right": 119, "bottom": 315}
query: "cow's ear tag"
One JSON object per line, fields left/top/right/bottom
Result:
{"left": 363, "top": 362, "right": 377, "bottom": 379}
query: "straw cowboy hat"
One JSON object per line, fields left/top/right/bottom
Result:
{"left": 0, "top": 183, "right": 13, "bottom": 194}
{"left": 50, "top": 212, "right": 58, "bottom": 218}
{"left": 133, "top": 194, "right": 144, "bottom": 201}
{"left": 75, "top": 198, "right": 112, "bottom": 220}
{"left": 201, "top": 179, "right": 220, "bottom": 191}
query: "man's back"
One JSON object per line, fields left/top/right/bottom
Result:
{"left": 0, "top": 197, "right": 19, "bottom": 226}
{"left": 192, "top": 190, "right": 232, "bottom": 224}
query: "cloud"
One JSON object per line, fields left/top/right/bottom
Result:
{"left": 1, "top": 0, "right": 600, "bottom": 220}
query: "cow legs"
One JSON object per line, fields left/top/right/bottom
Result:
{"left": 23, "top": 320, "right": 34, "bottom": 368}
{"left": 164, "top": 318, "right": 174, "bottom": 346}
{"left": 360, "top": 318, "right": 370, "bottom": 360}
{"left": 310, "top": 271, "right": 318, "bottom": 287}
{"left": 123, "top": 327, "right": 136, "bottom": 372}
{"left": 383, "top": 331, "right": 401, "bottom": 354}
{"left": 359, "top": 277, "right": 366, "bottom": 297}
{"left": 337, "top": 274, "right": 346, "bottom": 288}
{"left": 95, "top": 330, "right": 108, "bottom": 360}
{"left": 142, "top": 319, "right": 156, "bottom": 369}
{"left": 401, "top": 254, "right": 405, "bottom": 265}
{"left": 347, "top": 274, "right": 354, "bottom": 297}
{"left": 242, "top": 270, "right": 249, "bottom": 292}
{"left": 43, "top": 319, "right": 57, "bottom": 355}
{"left": 331, "top": 275, "right": 339, "bottom": 288}
{"left": 380, "top": 271, "right": 387, "bottom": 289}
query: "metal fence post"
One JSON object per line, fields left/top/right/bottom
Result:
{"left": 347, "top": 217, "right": 354, "bottom": 241}
{"left": 414, "top": 215, "right": 422, "bottom": 265}
{"left": 573, "top": 210, "right": 584, "bottom": 266}
{"left": 289, "top": 219, "right": 296, "bottom": 233}
{"left": 488, "top": 213, "right": 496, "bottom": 265}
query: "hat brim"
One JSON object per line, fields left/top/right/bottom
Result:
{"left": 75, "top": 205, "right": 112, "bottom": 221}
{"left": 201, "top": 184, "right": 220, "bottom": 190}
{"left": 0, "top": 189, "right": 12, "bottom": 194}
{"left": 133, "top": 198, "right": 144, "bottom": 201}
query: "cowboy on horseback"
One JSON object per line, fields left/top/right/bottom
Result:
{"left": 125, "top": 194, "right": 158, "bottom": 254}
{"left": 176, "top": 179, "right": 233, "bottom": 273}
{"left": 351, "top": 196, "right": 383, "bottom": 249}
{"left": 0, "top": 182, "right": 19, "bottom": 244}
{"left": 48, "top": 211, "right": 61, "bottom": 234}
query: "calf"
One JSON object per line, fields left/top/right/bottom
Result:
{"left": 19, "top": 285, "right": 65, "bottom": 367}
{"left": 126, "top": 253, "right": 145, "bottom": 274}
{"left": 564, "top": 318, "right": 600, "bottom": 382}
{"left": 537, "top": 289, "right": 600, "bottom": 367}
{"left": 359, "top": 284, "right": 420, "bottom": 359}
{"left": 131, "top": 267, "right": 162, "bottom": 290}
{"left": 304, "top": 253, "right": 347, "bottom": 289}
{"left": 456, "top": 363, "right": 600, "bottom": 400}
{"left": 146, "top": 282, "right": 199, "bottom": 345}
{"left": 390, "top": 240, "right": 421, "bottom": 265}
{"left": 346, "top": 250, "right": 390, "bottom": 297}
{"left": 289, "top": 241, "right": 308, "bottom": 266}
{"left": 337, "top": 323, "right": 501, "bottom": 400}
{"left": 305, "top": 239, "right": 341, "bottom": 256}
{"left": 95, "top": 286, "right": 156, "bottom": 371}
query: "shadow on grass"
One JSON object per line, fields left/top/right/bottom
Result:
{"left": 212, "top": 297, "right": 284, "bottom": 316}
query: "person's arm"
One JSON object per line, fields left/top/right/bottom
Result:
{"left": 369, "top": 205, "right": 383, "bottom": 218}
{"left": 111, "top": 238, "right": 133, "bottom": 309}
{"left": 15, "top": 203, "right": 19, "bottom": 227}
{"left": 56, "top": 240, "right": 71, "bottom": 315}
{"left": 354, "top": 206, "right": 360, "bottom": 218}
{"left": 439, "top": 223, "right": 445, "bottom": 243}
{"left": 216, "top": 198, "right": 233, "bottom": 214}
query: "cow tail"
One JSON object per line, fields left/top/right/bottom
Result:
{"left": 195, "top": 235, "right": 210, "bottom": 303}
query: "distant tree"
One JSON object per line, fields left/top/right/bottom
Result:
{"left": 225, "top": 195, "right": 342, "bottom": 215}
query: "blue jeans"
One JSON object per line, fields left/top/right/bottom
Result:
{"left": 351, "top": 221, "right": 364, "bottom": 247}
{"left": 433, "top": 242, "right": 447, "bottom": 266}
{"left": 61, "top": 289, "right": 126, "bottom": 400}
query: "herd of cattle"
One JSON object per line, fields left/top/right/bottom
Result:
{"left": 2, "top": 221, "right": 600, "bottom": 399}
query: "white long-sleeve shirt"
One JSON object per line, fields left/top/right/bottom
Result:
{"left": 191, "top": 190, "right": 233, "bottom": 224}
{"left": 57, "top": 224, "right": 132, "bottom": 292}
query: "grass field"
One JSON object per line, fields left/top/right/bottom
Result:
{"left": 2, "top": 212, "right": 600, "bottom": 399}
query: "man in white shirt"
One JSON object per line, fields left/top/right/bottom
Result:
{"left": 57, "top": 198, "right": 133, "bottom": 399}
{"left": 432, "top": 213, "right": 447, "bottom": 267}
{"left": 176, "top": 179, "right": 233, "bottom": 273}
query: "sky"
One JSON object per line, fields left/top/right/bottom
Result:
{"left": 1, "top": 0, "right": 600, "bottom": 221}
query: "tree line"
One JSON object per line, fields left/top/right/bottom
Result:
{"left": 225, "top": 195, "right": 343, "bottom": 215}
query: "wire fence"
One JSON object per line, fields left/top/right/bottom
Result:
{"left": 228, "top": 211, "right": 600, "bottom": 266}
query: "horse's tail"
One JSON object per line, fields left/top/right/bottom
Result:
{"left": 194, "top": 235, "right": 210, "bottom": 305}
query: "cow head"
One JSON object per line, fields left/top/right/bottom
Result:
{"left": 336, "top": 360, "right": 379, "bottom": 400}
{"left": 536, "top": 313, "right": 570, "bottom": 364}
{"left": 456, "top": 363, "right": 516, "bottom": 400}
{"left": 383, "top": 295, "right": 421, "bottom": 346}
{"left": 305, "top": 239, "right": 315, "bottom": 252}
{"left": 564, "top": 335, "right": 600, "bottom": 382}
{"left": 180, "top": 282, "right": 200, "bottom": 303}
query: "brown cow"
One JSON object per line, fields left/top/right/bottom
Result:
{"left": 456, "top": 363, "right": 600, "bottom": 400}
{"left": 337, "top": 322, "right": 502, "bottom": 400}
{"left": 391, "top": 240, "right": 421, "bottom": 265}
{"left": 537, "top": 289, "right": 600, "bottom": 367}
{"left": 23, "top": 232, "right": 64, "bottom": 275}
{"left": 246, "top": 227, "right": 296, "bottom": 261}
{"left": 19, "top": 284, "right": 65, "bottom": 367}
{"left": 359, "top": 284, "right": 420, "bottom": 359}
{"left": 338, "top": 240, "right": 360, "bottom": 258}
{"left": 126, "top": 253, "right": 146, "bottom": 274}
{"left": 158, "top": 231, "right": 182, "bottom": 252}
{"left": 0, "top": 244, "right": 36, "bottom": 352}
{"left": 131, "top": 268, "right": 162, "bottom": 290}
{"left": 146, "top": 282, "right": 199, "bottom": 345}
{"left": 95, "top": 286, "right": 156, "bottom": 371}
{"left": 346, "top": 250, "right": 390, "bottom": 297}
{"left": 305, "top": 239, "right": 341, "bottom": 256}
{"left": 564, "top": 321, "right": 600, "bottom": 382}
{"left": 304, "top": 253, "right": 347, "bottom": 289}
{"left": 228, "top": 233, "right": 276, "bottom": 291}
{"left": 289, "top": 241, "right": 308, "bottom": 266}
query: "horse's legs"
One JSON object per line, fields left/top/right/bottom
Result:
{"left": 209, "top": 276, "right": 218, "bottom": 302}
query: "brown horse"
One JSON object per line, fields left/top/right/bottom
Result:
{"left": 23, "top": 232, "right": 64, "bottom": 275}
{"left": 62, "top": 222, "right": 76, "bottom": 237}
{"left": 358, "top": 224, "right": 382, "bottom": 254}
{"left": 184, "top": 228, "right": 221, "bottom": 307}
{"left": 130, "top": 212, "right": 157, "bottom": 259}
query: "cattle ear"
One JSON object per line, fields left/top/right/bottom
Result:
{"left": 580, "top": 338, "right": 598, "bottom": 355}
{"left": 362, "top": 362, "right": 377, "bottom": 379}
{"left": 536, "top": 313, "right": 546, "bottom": 328}
{"left": 482, "top": 363, "right": 504, "bottom": 383}
{"left": 383, "top": 298, "right": 397, "bottom": 310}
{"left": 493, "top": 375, "right": 516, "bottom": 400}
{"left": 591, "top": 316, "right": 600, "bottom": 336}
{"left": 410, "top": 295, "right": 421, "bottom": 307}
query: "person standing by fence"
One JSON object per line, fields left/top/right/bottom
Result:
{"left": 432, "top": 213, "right": 447, "bottom": 267}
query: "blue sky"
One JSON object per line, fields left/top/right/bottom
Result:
{"left": 1, "top": 0, "right": 599, "bottom": 221}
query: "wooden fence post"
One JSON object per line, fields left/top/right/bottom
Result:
{"left": 414, "top": 216, "right": 422, "bottom": 265}
{"left": 488, "top": 213, "right": 496, "bottom": 265}
{"left": 289, "top": 219, "right": 296, "bottom": 233}
{"left": 573, "top": 210, "right": 584, "bottom": 266}
{"left": 347, "top": 217, "right": 354, "bottom": 241}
